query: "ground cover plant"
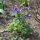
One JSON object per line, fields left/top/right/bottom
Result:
{"left": 7, "top": 6, "right": 32, "bottom": 40}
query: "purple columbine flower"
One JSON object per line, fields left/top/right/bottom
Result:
{"left": 25, "top": 14, "right": 29, "bottom": 19}
{"left": 26, "top": 6, "right": 30, "bottom": 10}
{"left": 13, "top": 7, "right": 17, "bottom": 13}
{"left": 18, "top": 9, "right": 22, "bottom": 13}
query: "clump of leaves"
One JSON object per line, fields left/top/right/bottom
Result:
{"left": 21, "top": 22, "right": 32, "bottom": 37}
{"left": 7, "top": 18, "right": 23, "bottom": 33}
{"left": 7, "top": 14, "right": 32, "bottom": 38}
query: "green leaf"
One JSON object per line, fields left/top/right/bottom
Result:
{"left": 20, "top": 0, "right": 28, "bottom": 6}
{"left": 0, "top": 9, "right": 6, "bottom": 16}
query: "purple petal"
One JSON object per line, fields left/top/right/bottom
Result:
{"left": 26, "top": 6, "right": 30, "bottom": 10}
{"left": 25, "top": 14, "right": 29, "bottom": 19}
{"left": 18, "top": 9, "right": 22, "bottom": 13}
{"left": 13, "top": 8, "right": 17, "bottom": 13}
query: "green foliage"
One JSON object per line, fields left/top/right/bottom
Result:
{"left": 7, "top": 18, "right": 32, "bottom": 37}
{"left": 7, "top": 10, "right": 32, "bottom": 38}
{"left": 21, "top": 22, "right": 32, "bottom": 37}
{"left": 0, "top": 0, "right": 6, "bottom": 16}
{"left": 17, "top": 12, "right": 26, "bottom": 24}
{"left": 9, "top": 34, "right": 18, "bottom": 40}
{"left": 9, "top": 34, "right": 24, "bottom": 40}
{"left": 7, "top": 18, "right": 23, "bottom": 33}
{"left": 21, "top": 27, "right": 32, "bottom": 37}
{"left": 0, "top": 0, "right": 3, "bottom": 9}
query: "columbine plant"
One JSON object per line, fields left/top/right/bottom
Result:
{"left": 7, "top": 6, "right": 32, "bottom": 40}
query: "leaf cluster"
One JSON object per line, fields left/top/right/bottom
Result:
{"left": 7, "top": 11, "right": 32, "bottom": 37}
{"left": 7, "top": 18, "right": 23, "bottom": 33}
